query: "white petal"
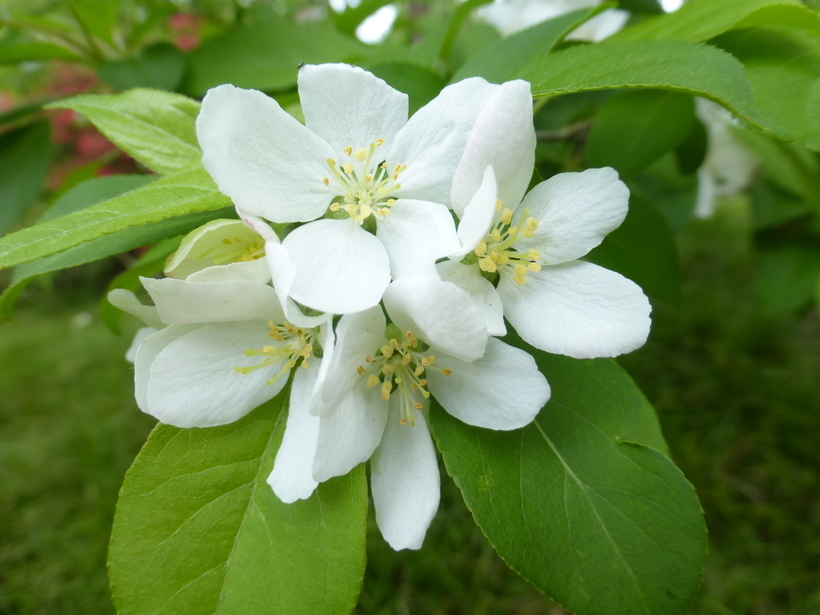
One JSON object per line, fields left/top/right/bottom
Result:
{"left": 451, "top": 166, "right": 497, "bottom": 259}
{"left": 186, "top": 258, "right": 271, "bottom": 284}
{"left": 268, "top": 362, "right": 321, "bottom": 503}
{"left": 427, "top": 338, "right": 549, "bottom": 430}
{"left": 165, "top": 219, "right": 266, "bottom": 279}
{"left": 281, "top": 218, "right": 391, "bottom": 314}
{"left": 108, "top": 288, "right": 164, "bottom": 329}
{"left": 567, "top": 8, "right": 629, "bottom": 42}
{"left": 499, "top": 260, "right": 652, "bottom": 358}
{"left": 312, "top": 379, "right": 388, "bottom": 482}
{"left": 125, "top": 326, "right": 156, "bottom": 364}
{"left": 313, "top": 306, "right": 386, "bottom": 415}
{"left": 197, "top": 84, "right": 336, "bottom": 223}
{"left": 237, "top": 210, "right": 279, "bottom": 243}
{"left": 299, "top": 63, "right": 408, "bottom": 152}
{"left": 388, "top": 78, "right": 507, "bottom": 204}
{"left": 694, "top": 167, "right": 716, "bottom": 219}
{"left": 376, "top": 200, "right": 460, "bottom": 279}
{"left": 141, "top": 276, "right": 285, "bottom": 324}
{"left": 450, "top": 80, "right": 535, "bottom": 216}
{"left": 134, "top": 324, "right": 199, "bottom": 413}
{"left": 383, "top": 277, "right": 487, "bottom": 361}
{"left": 435, "top": 260, "right": 505, "bottom": 336}
{"left": 146, "top": 322, "right": 287, "bottom": 427}
{"left": 371, "top": 400, "right": 440, "bottom": 551}
{"left": 516, "top": 168, "right": 630, "bottom": 264}
{"left": 266, "top": 242, "right": 331, "bottom": 329}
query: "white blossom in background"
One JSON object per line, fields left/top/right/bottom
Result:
{"left": 480, "top": 0, "right": 629, "bottom": 41}
{"left": 694, "top": 98, "right": 758, "bottom": 218}
{"left": 196, "top": 63, "right": 532, "bottom": 315}
{"left": 298, "top": 276, "right": 549, "bottom": 550}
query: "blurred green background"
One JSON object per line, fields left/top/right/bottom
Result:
{"left": 2, "top": 201, "right": 818, "bottom": 615}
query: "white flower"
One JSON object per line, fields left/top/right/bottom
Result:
{"left": 196, "top": 63, "right": 532, "bottom": 314}
{"left": 446, "top": 161, "right": 652, "bottom": 358}
{"left": 480, "top": 0, "right": 629, "bottom": 42}
{"left": 301, "top": 276, "right": 550, "bottom": 550}
{"left": 694, "top": 98, "right": 758, "bottom": 218}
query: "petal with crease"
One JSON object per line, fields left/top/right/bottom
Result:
{"left": 147, "top": 321, "right": 288, "bottom": 427}
{"left": 281, "top": 218, "right": 391, "bottom": 314}
{"left": 435, "top": 260, "right": 505, "bottom": 336}
{"left": 299, "top": 63, "right": 408, "bottom": 152}
{"left": 197, "top": 84, "right": 336, "bottom": 222}
{"left": 108, "top": 288, "right": 164, "bottom": 329}
{"left": 450, "top": 166, "right": 497, "bottom": 259}
{"left": 134, "top": 324, "right": 199, "bottom": 413}
{"left": 371, "top": 400, "right": 439, "bottom": 551}
{"left": 515, "top": 168, "right": 629, "bottom": 264}
{"left": 268, "top": 362, "right": 321, "bottom": 503}
{"left": 499, "top": 260, "right": 652, "bottom": 358}
{"left": 376, "top": 199, "right": 459, "bottom": 279}
{"left": 383, "top": 277, "right": 487, "bottom": 361}
{"left": 266, "top": 242, "right": 331, "bottom": 329}
{"left": 426, "top": 338, "right": 549, "bottom": 430}
{"left": 312, "top": 379, "right": 388, "bottom": 482}
{"left": 186, "top": 258, "right": 271, "bottom": 284}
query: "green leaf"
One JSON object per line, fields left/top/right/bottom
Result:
{"left": 47, "top": 89, "right": 202, "bottom": 175}
{"left": 518, "top": 40, "right": 760, "bottom": 128}
{"left": 712, "top": 26, "right": 820, "bottom": 152}
{"left": 0, "top": 102, "right": 46, "bottom": 127}
{"left": 0, "top": 41, "right": 81, "bottom": 63}
{"left": 609, "top": 0, "right": 800, "bottom": 43}
{"left": 0, "top": 121, "right": 51, "bottom": 235}
{"left": 632, "top": 152, "right": 699, "bottom": 234}
{"left": 755, "top": 244, "right": 820, "bottom": 316}
{"left": 0, "top": 175, "right": 232, "bottom": 318}
{"left": 586, "top": 89, "right": 694, "bottom": 178}
{"left": 368, "top": 62, "right": 446, "bottom": 114}
{"left": 617, "top": 0, "right": 663, "bottom": 13}
{"left": 109, "top": 393, "right": 368, "bottom": 615}
{"left": 673, "top": 117, "right": 708, "bottom": 176}
{"left": 749, "top": 181, "right": 813, "bottom": 229}
{"left": 0, "top": 168, "right": 230, "bottom": 271}
{"left": 97, "top": 44, "right": 186, "bottom": 92}
{"left": 733, "top": 3, "right": 820, "bottom": 34}
{"left": 438, "top": 0, "right": 493, "bottom": 64}
{"left": 586, "top": 195, "right": 681, "bottom": 304}
{"left": 70, "top": 0, "right": 120, "bottom": 46}
{"left": 184, "top": 14, "right": 366, "bottom": 96}
{"left": 451, "top": 5, "right": 610, "bottom": 84}
{"left": 331, "top": 0, "right": 393, "bottom": 36}
{"left": 432, "top": 352, "right": 708, "bottom": 615}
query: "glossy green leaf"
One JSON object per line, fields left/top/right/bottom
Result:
{"left": 0, "top": 168, "right": 230, "bottom": 271}
{"left": 0, "top": 41, "right": 81, "bottom": 63}
{"left": 733, "top": 3, "right": 820, "bottom": 34}
{"left": 97, "top": 44, "right": 186, "bottom": 92}
{"left": 586, "top": 195, "right": 681, "bottom": 304}
{"left": 617, "top": 0, "right": 663, "bottom": 13}
{"left": 47, "top": 89, "right": 202, "bottom": 175}
{"left": 518, "top": 40, "right": 760, "bottom": 127}
{"left": 610, "top": 0, "right": 800, "bottom": 43}
{"left": 755, "top": 244, "right": 820, "bottom": 316}
{"left": 368, "top": 62, "right": 445, "bottom": 114}
{"left": 586, "top": 89, "right": 694, "bottom": 178}
{"left": 712, "top": 26, "right": 820, "bottom": 152}
{"left": 0, "top": 121, "right": 51, "bottom": 235}
{"left": 0, "top": 176, "right": 231, "bottom": 318}
{"left": 109, "top": 393, "right": 368, "bottom": 615}
{"left": 432, "top": 352, "right": 707, "bottom": 615}
{"left": 451, "top": 5, "right": 609, "bottom": 84}
{"left": 184, "top": 13, "right": 366, "bottom": 96}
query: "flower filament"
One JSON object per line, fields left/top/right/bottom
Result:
{"left": 235, "top": 321, "right": 318, "bottom": 385}
{"left": 475, "top": 201, "right": 541, "bottom": 286}
{"left": 323, "top": 139, "right": 407, "bottom": 224}
{"left": 357, "top": 330, "right": 452, "bottom": 426}
{"left": 198, "top": 234, "right": 266, "bottom": 265}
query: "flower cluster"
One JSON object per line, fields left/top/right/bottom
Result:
{"left": 114, "top": 64, "right": 651, "bottom": 550}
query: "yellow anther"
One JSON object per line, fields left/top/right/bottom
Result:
{"left": 399, "top": 417, "right": 407, "bottom": 425}
{"left": 365, "top": 355, "right": 373, "bottom": 363}
{"left": 393, "top": 163, "right": 402, "bottom": 173}
{"left": 508, "top": 227, "right": 518, "bottom": 235}
{"left": 413, "top": 402, "right": 423, "bottom": 410}
{"left": 322, "top": 177, "right": 329, "bottom": 186}
{"left": 501, "top": 208, "right": 513, "bottom": 225}
{"left": 528, "top": 262, "right": 541, "bottom": 272}
{"left": 344, "top": 204, "right": 356, "bottom": 215}
{"left": 528, "top": 249, "right": 541, "bottom": 260}
{"left": 495, "top": 199, "right": 503, "bottom": 211}
{"left": 329, "top": 203, "right": 340, "bottom": 211}
{"left": 514, "top": 274, "right": 526, "bottom": 285}
{"left": 479, "top": 257, "right": 497, "bottom": 273}
{"left": 380, "top": 344, "right": 394, "bottom": 358}
{"left": 301, "top": 359, "right": 309, "bottom": 368}
{"left": 522, "top": 217, "right": 539, "bottom": 238}
{"left": 413, "top": 365, "right": 425, "bottom": 377}
{"left": 364, "top": 174, "right": 372, "bottom": 183}
{"left": 262, "top": 346, "right": 275, "bottom": 353}
{"left": 381, "top": 381, "right": 392, "bottom": 400}
{"left": 367, "top": 374, "right": 380, "bottom": 387}
{"left": 327, "top": 158, "right": 337, "bottom": 166}
{"left": 474, "top": 240, "right": 487, "bottom": 257}
{"left": 386, "top": 199, "right": 396, "bottom": 206}
{"left": 382, "top": 364, "right": 395, "bottom": 374}
{"left": 514, "top": 264, "right": 528, "bottom": 276}
{"left": 491, "top": 229, "right": 502, "bottom": 242}
{"left": 402, "top": 353, "right": 412, "bottom": 366}
{"left": 357, "top": 365, "right": 365, "bottom": 376}
{"left": 418, "top": 378, "right": 427, "bottom": 386}
{"left": 343, "top": 146, "right": 353, "bottom": 155}
{"left": 375, "top": 138, "right": 385, "bottom": 146}
{"left": 390, "top": 338, "right": 399, "bottom": 349}
{"left": 354, "top": 148, "right": 367, "bottom": 161}
{"left": 342, "top": 162, "right": 353, "bottom": 175}
{"left": 442, "top": 369, "right": 452, "bottom": 376}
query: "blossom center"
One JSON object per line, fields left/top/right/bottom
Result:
{"left": 356, "top": 330, "right": 452, "bottom": 426}
{"left": 235, "top": 321, "right": 317, "bottom": 385}
{"left": 322, "top": 139, "right": 407, "bottom": 224}
{"left": 474, "top": 201, "right": 541, "bottom": 286}
{"left": 198, "top": 234, "right": 265, "bottom": 265}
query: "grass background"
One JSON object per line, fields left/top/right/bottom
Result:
{"left": 1, "top": 206, "right": 818, "bottom": 615}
